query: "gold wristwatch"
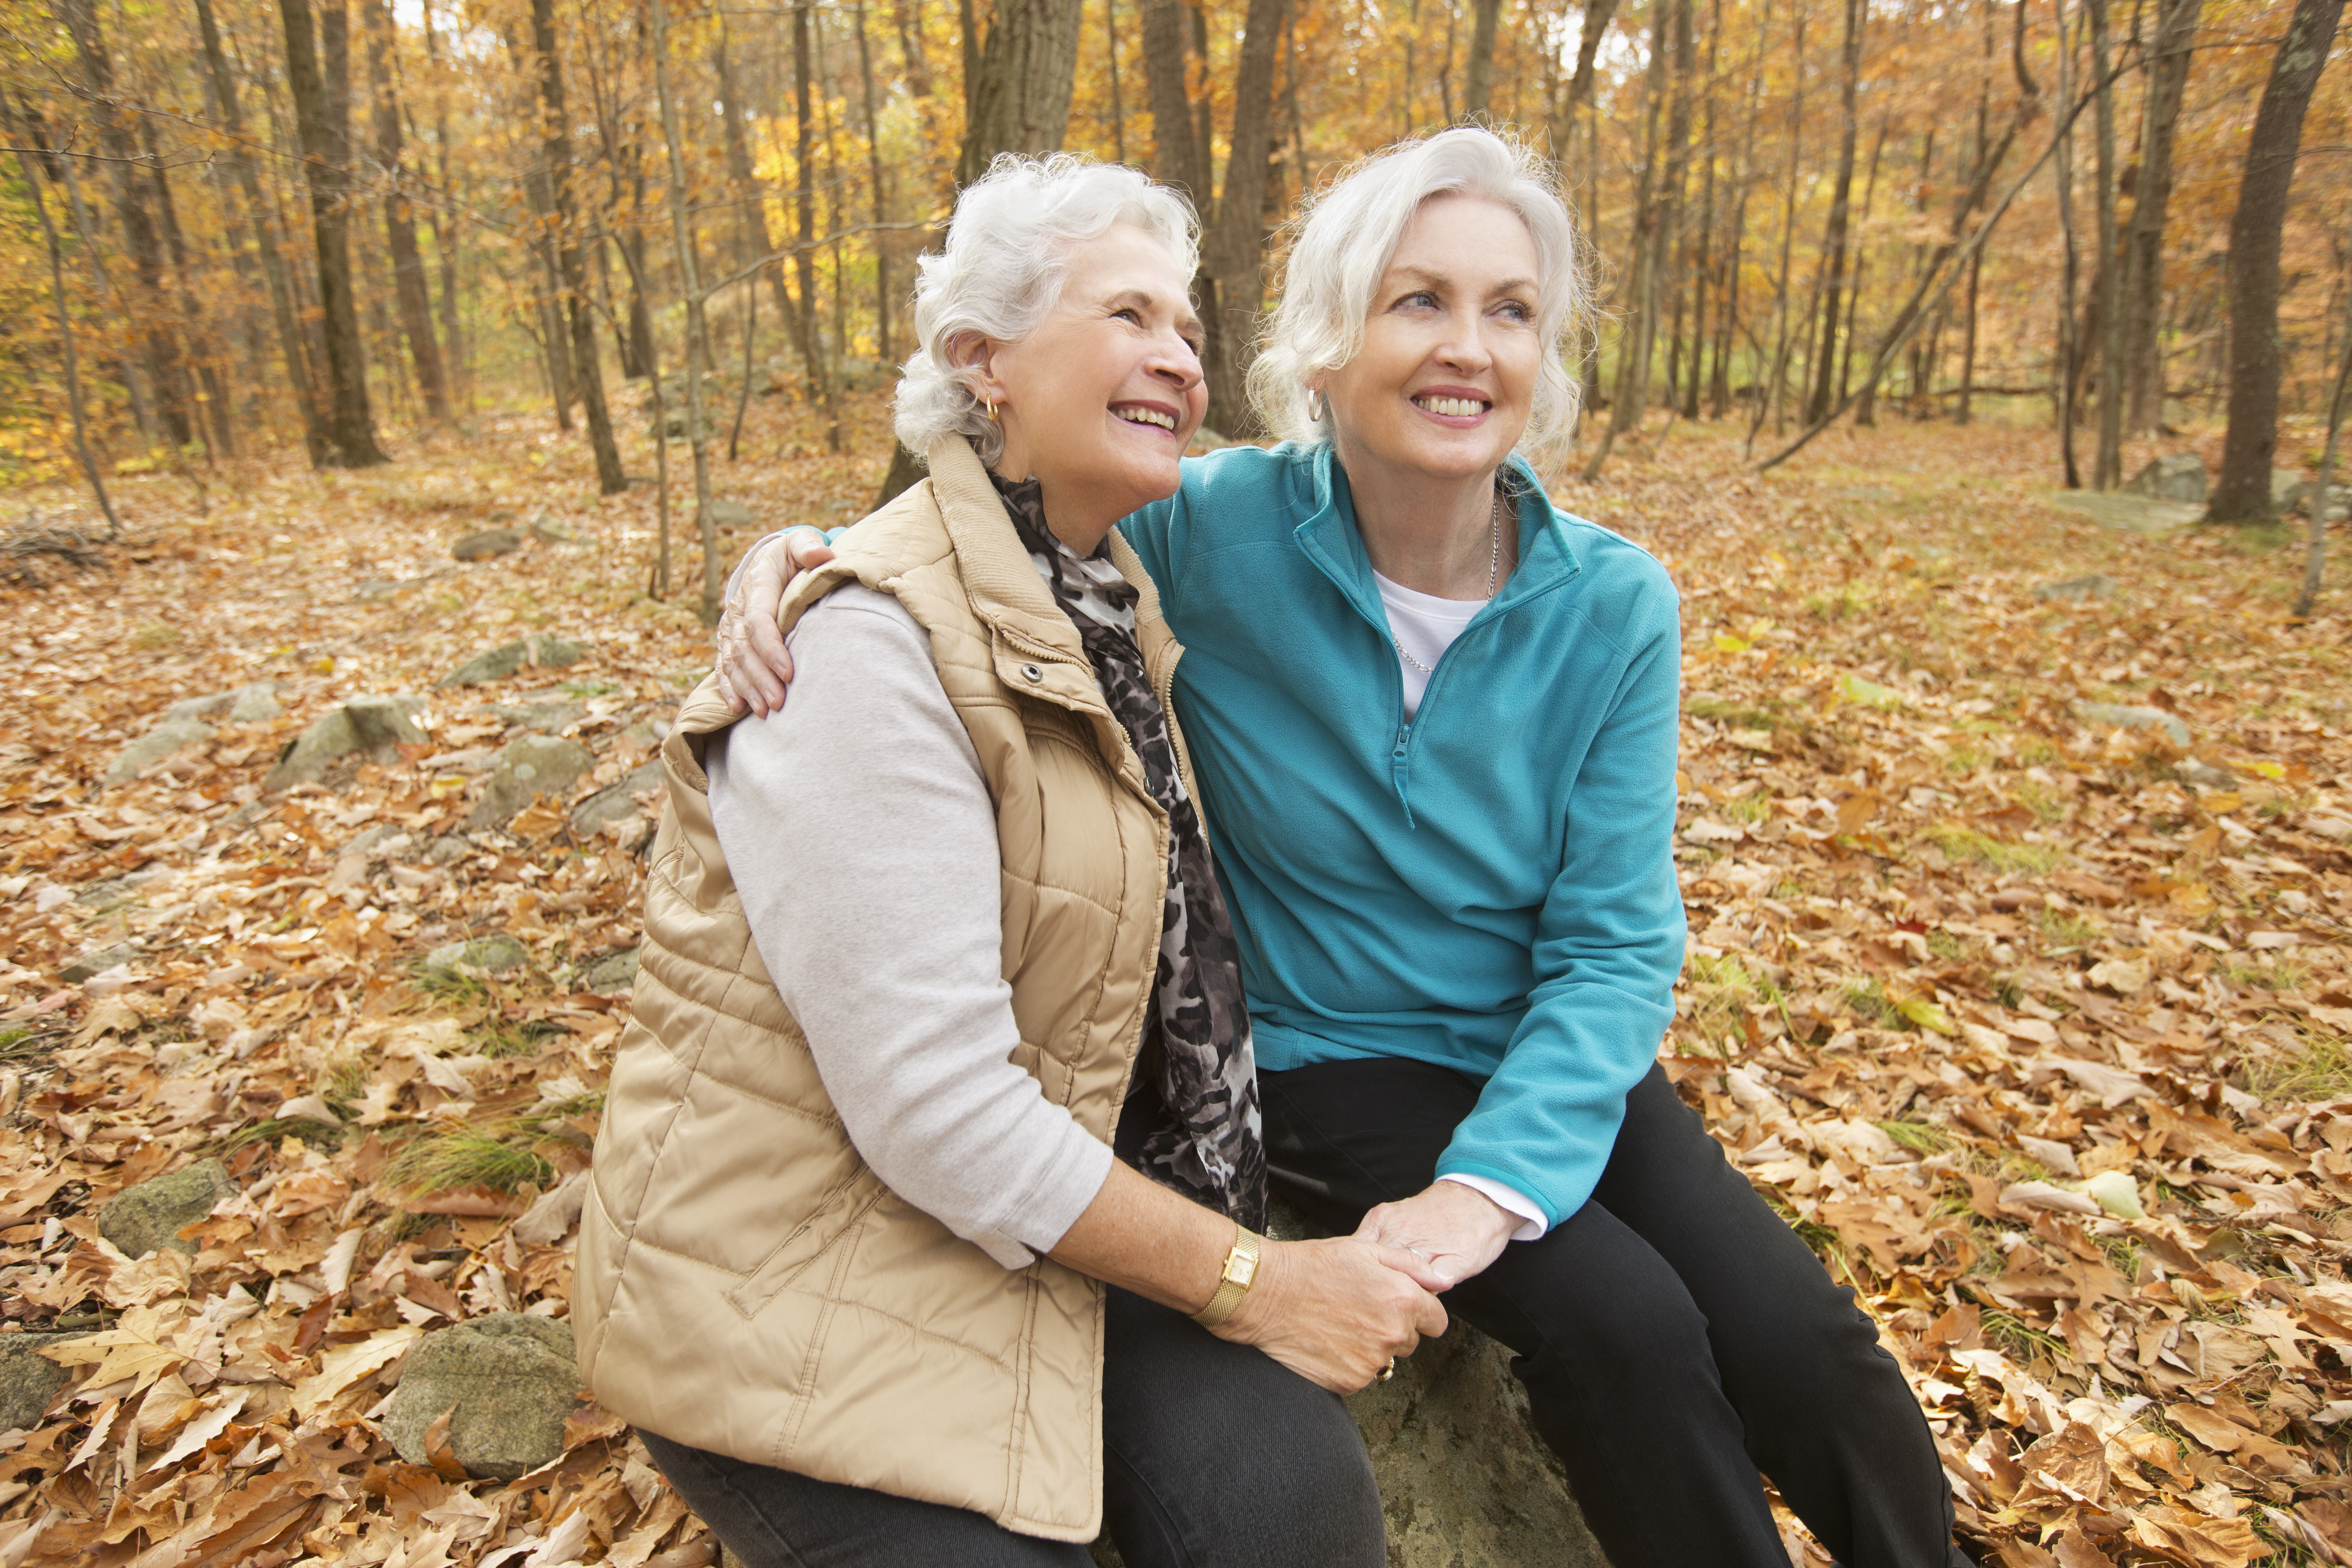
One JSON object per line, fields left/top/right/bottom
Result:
{"left": 1190, "top": 1224, "right": 1264, "bottom": 1329}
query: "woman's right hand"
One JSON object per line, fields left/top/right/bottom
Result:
{"left": 716, "top": 528, "right": 836, "bottom": 717}
{"left": 1214, "top": 1236, "right": 1449, "bottom": 1394}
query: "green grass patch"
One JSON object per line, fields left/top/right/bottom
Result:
{"left": 1878, "top": 1121, "right": 1957, "bottom": 1157}
{"left": 1924, "top": 823, "right": 2059, "bottom": 875}
{"left": 2219, "top": 955, "right": 2309, "bottom": 994}
{"left": 1804, "top": 583, "right": 1880, "bottom": 622}
{"left": 1980, "top": 1309, "right": 2067, "bottom": 1365}
{"left": 2035, "top": 906, "right": 2103, "bottom": 949}
{"left": 384, "top": 1120, "right": 557, "bottom": 1198}
{"left": 2015, "top": 779, "right": 2069, "bottom": 823}
{"left": 2241, "top": 1034, "right": 2352, "bottom": 1104}
{"left": 212, "top": 1115, "right": 349, "bottom": 1156}
{"left": 1689, "top": 698, "right": 1782, "bottom": 730}
{"left": 1723, "top": 791, "right": 1773, "bottom": 826}
{"left": 1841, "top": 978, "right": 1905, "bottom": 1029}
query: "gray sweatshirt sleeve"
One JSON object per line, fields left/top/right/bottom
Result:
{"left": 704, "top": 583, "right": 1114, "bottom": 1269}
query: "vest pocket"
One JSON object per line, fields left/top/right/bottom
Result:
{"left": 724, "top": 1168, "right": 885, "bottom": 1321}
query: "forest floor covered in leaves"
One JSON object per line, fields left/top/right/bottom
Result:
{"left": 5, "top": 391, "right": 2352, "bottom": 1568}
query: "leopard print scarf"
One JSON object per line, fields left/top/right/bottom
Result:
{"left": 990, "top": 469, "right": 1266, "bottom": 1230}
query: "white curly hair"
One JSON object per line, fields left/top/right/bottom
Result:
{"left": 893, "top": 153, "right": 1200, "bottom": 467}
{"left": 1247, "top": 127, "right": 1588, "bottom": 461}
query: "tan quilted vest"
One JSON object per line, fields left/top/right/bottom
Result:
{"left": 572, "top": 439, "right": 1195, "bottom": 1541}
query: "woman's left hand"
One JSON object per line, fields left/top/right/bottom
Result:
{"left": 1354, "top": 1182, "right": 1520, "bottom": 1288}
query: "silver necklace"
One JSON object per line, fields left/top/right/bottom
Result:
{"left": 1391, "top": 488, "right": 1504, "bottom": 677}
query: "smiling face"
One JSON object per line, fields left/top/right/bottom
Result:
{"left": 1315, "top": 194, "right": 1542, "bottom": 490}
{"left": 974, "top": 223, "right": 1207, "bottom": 545}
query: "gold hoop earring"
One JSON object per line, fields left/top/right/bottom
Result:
{"left": 1306, "top": 389, "right": 1326, "bottom": 423}
{"left": 984, "top": 397, "right": 999, "bottom": 423}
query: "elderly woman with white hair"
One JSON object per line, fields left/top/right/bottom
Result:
{"left": 720, "top": 126, "right": 1977, "bottom": 1568}
{"left": 573, "top": 154, "right": 1444, "bottom": 1568}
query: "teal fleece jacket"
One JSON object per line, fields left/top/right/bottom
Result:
{"left": 1116, "top": 442, "right": 1686, "bottom": 1228}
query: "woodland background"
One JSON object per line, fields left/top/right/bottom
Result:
{"left": 6, "top": 0, "right": 2352, "bottom": 1565}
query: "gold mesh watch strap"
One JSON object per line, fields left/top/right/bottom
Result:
{"left": 1190, "top": 1225, "right": 1263, "bottom": 1329}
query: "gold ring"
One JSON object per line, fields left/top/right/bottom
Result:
{"left": 1377, "top": 1358, "right": 1395, "bottom": 1382}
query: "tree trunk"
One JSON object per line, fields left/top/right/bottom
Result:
{"left": 1848, "top": 118, "right": 1887, "bottom": 422}
{"left": 650, "top": 0, "right": 713, "bottom": 614}
{"left": 1683, "top": 0, "right": 1720, "bottom": 421}
{"left": 955, "top": 0, "right": 1086, "bottom": 184}
{"left": 529, "top": 0, "right": 626, "bottom": 491}
{"left": 141, "top": 119, "right": 236, "bottom": 456}
{"left": 367, "top": 0, "right": 450, "bottom": 422}
{"left": 421, "top": 1, "right": 472, "bottom": 406}
{"left": 8, "top": 137, "right": 121, "bottom": 533}
{"left": 1462, "top": 0, "right": 1503, "bottom": 120}
{"left": 855, "top": 0, "right": 895, "bottom": 364}
{"left": 277, "top": 0, "right": 390, "bottom": 465}
{"left": 2293, "top": 200, "right": 2352, "bottom": 616}
{"left": 1200, "top": 0, "right": 1291, "bottom": 434}
{"left": 1752, "top": 0, "right": 1803, "bottom": 444}
{"left": 1581, "top": 0, "right": 1677, "bottom": 478}
{"left": 796, "top": 0, "right": 844, "bottom": 450}
{"left": 2210, "top": 0, "right": 2342, "bottom": 518}
{"left": 2123, "top": 0, "right": 2199, "bottom": 434}
{"left": 2054, "top": 0, "right": 2083, "bottom": 485}
{"left": 60, "top": 0, "right": 197, "bottom": 450}
{"left": 1549, "top": 0, "right": 1621, "bottom": 151}
{"left": 1141, "top": 0, "right": 1206, "bottom": 199}
{"left": 2087, "top": 0, "right": 2123, "bottom": 485}
{"left": 1804, "top": 0, "right": 1863, "bottom": 427}
{"left": 714, "top": 26, "right": 808, "bottom": 400}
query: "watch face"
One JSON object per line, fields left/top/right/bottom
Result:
{"left": 1231, "top": 1252, "right": 1259, "bottom": 1287}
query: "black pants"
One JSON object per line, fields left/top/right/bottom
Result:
{"left": 640, "top": 1284, "right": 1384, "bottom": 1568}
{"left": 1264, "top": 1057, "right": 1969, "bottom": 1568}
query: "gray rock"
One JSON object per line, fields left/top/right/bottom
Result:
{"left": 2273, "top": 468, "right": 2305, "bottom": 508}
{"left": 385, "top": 1314, "right": 581, "bottom": 1481}
{"left": 440, "top": 634, "right": 591, "bottom": 689}
{"left": 702, "top": 499, "right": 756, "bottom": 529}
{"left": 2046, "top": 490, "right": 2203, "bottom": 535}
{"left": 425, "top": 835, "right": 474, "bottom": 867}
{"left": 2288, "top": 481, "right": 2352, "bottom": 522}
{"left": 2032, "top": 573, "right": 2115, "bottom": 602}
{"left": 452, "top": 528, "right": 524, "bottom": 562}
{"left": 568, "top": 762, "right": 665, "bottom": 838}
{"left": 489, "top": 700, "right": 585, "bottom": 734}
{"left": 102, "top": 718, "right": 215, "bottom": 785}
{"left": 59, "top": 940, "right": 143, "bottom": 984}
{"left": 98, "top": 1158, "right": 236, "bottom": 1259}
{"left": 422, "top": 933, "right": 531, "bottom": 981}
{"left": 619, "top": 718, "right": 672, "bottom": 750}
{"left": 341, "top": 823, "right": 414, "bottom": 862}
{"left": 2181, "top": 758, "right": 2237, "bottom": 788}
{"left": 167, "top": 682, "right": 283, "bottom": 724}
{"left": 2123, "top": 453, "right": 2206, "bottom": 503}
{"left": 74, "top": 870, "right": 162, "bottom": 911}
{"left": 581, "top": 946, "right": 640, "bottom": 994}
{"left": 263, "top": 694, "right": 427, "bottom": 791}
{"left": 2075, "top": 701, "right": 2190, "bottom": 750}
{"left": 1092, "top": 1201, "right": 1608, "bottom": 1568}
{"left": 0, "top": 1334, "right": 82, "bottom": 1431}
{"left": 465, "top": 734, "right": 597, "bottom": 830}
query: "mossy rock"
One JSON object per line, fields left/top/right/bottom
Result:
{"left": 98, "top": 1158, "right": 236, "bottom": 1259}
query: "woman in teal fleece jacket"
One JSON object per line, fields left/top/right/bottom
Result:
{"left": 717, "top": 129, "right": 1972, "bottom": 1568}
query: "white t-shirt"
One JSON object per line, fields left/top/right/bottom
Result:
{"left": 1375, "top": 570, "right": 1488, "bottom": 721}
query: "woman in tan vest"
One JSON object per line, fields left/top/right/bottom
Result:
{"left": 572, "top": 156, "right": 1446, "bottom": 1568}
